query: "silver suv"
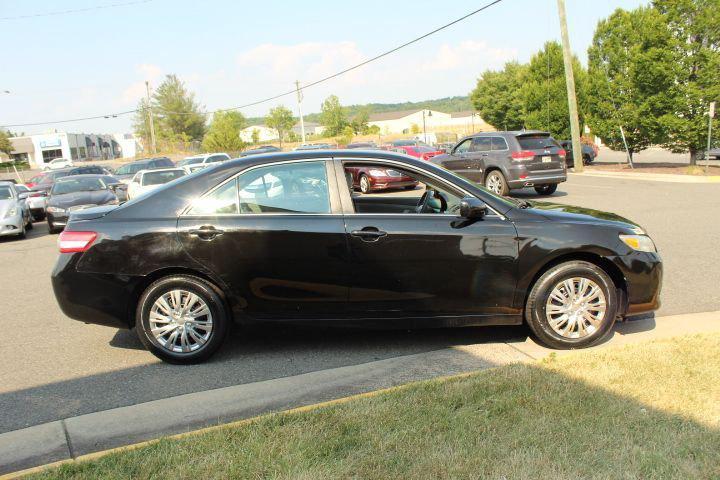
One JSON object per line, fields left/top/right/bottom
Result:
{"left": 431, "top": 131, "right": 567, "bottom": 195}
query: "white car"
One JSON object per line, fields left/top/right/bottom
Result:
{"left": 42, "top": 158, "right": 74, "bottom": 171}
{"left": 0, "top": 181, "right": 33, "bottom": 238}
{"left": 126, "top": 168, "right": 187, "bottom": 200}
{"left": 177, "top": 153, "right": 230, "bottom": 168}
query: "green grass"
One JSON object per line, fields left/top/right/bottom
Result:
{"left": 31, "top": 334, "right": 720, "bottom": 479}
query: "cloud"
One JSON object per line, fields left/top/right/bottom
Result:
{"left": 421, "top": 40, "right": 518, "bottom": 72}
{"left": 120, "top": 63, "right": 164, "bottom": 105}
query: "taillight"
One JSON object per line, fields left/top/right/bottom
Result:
{"left": 30, "top": 191, "right": 46, "bottom": 197}
{"left": 58, "top": 231, "right": 97, "bottom": 253}
{"left": 558, "top": 149, "right": 566, "bottom": 158}
{"left": 511, "top": 150, "right": 535, "bottom": 160}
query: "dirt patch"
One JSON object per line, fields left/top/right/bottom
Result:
{"left": 584, "top": 162, "right": 720, "bottom": 176}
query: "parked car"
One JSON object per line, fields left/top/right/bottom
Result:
{"left": 177, "top": 153, "right": 231, "bottom": 167}
{"left": 559, "top": 140, "right": 596, "bottom": 166}
{"left": 26, "top": 173, "right": 49, "bottom": 189}
{"left": 707, "top": 147, "right": 720, "bottom": 160}
{"left": 393, "top": 145, "right": 445, "bottom": 161}
{"left": 0, "top": 181, "right": 33, "bottom": 238}
{"left": 66, "top": 165, "right": 115, "bottom": 176}
{"left": 294, "top": 143, "right": 334, "bottom": 151}
{"left": 239, "top": 146, "right": 282, "bottom": 156}
{"left": 389, "top": 139, "right": 421, "bottom": 147}
{"left": 346, "top": 165, "right": 419, "bottom": 193}
{"left": 127, "top": 167, "right": 187, "bottom": 200}
{"left": 45, "top": 175, "right": 119, "bottom": 233}
{"left": 100, "top": 175, "right": 129, "bottom": 203}
{"left": 27, "top": 169, "right": 75, "bottom": 220}
{"left": 51, "top": 150, "right": 662, "bottom": 364}
{"left": 113, "top": 157, "right": 175, "bottom": 183}
{"left": 42, "top": 158, "right": 74, "bottom": 171}
{"left": 346, "top": 142, "right": 378, "bottom": 149}
{"left": 436, "top": 142, "right": 456, "bottom": 153}
{"left": 432, "top": 131, "right": 567, "bottom": 196}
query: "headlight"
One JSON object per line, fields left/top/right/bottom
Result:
{"left": 368, "top": 169, "right": 386, "bottom": 176}
{"left": 619, "top": 234, "right": 656, "bottom": 253}
{"left": 4, "top": 207, "right": 17, "bottom": 218}
{"left": 46, "top": 206, "right": 66, "bottom": 213}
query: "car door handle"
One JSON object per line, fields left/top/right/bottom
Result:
{"left": 351, "top": 228, "right": 387, "bottom": 242}
{"left": 188, "top": 225, "right": 224, "bottom": 241}
{"left": 481, "top": 153, "right": 489, "bottom": 157}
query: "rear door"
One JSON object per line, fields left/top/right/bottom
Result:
{"left": 515, "top": 134, "right": 565, "bottom": 175}
{"left": 177, "top": 159, "right": 350, "bottom": 320}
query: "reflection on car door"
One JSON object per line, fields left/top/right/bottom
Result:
{"left": 335, "top": 161, "right": 520, "bottom": 324}
{"left": 466, "top": 137, "right": 491, "bottom": 182}
{"left": 177, "top": 159, "right": 350, "bottom": 320}
{"left": 441, "top": 138, "right": 472, "bottom": 174}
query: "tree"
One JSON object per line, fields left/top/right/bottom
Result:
{"left": 0, "top": 130, "right": 13, "bottom": 157}
{"left": 251, "top": 128, "right": 260, "bottom": 145}
{"left": 410, "top": 123, "right": 420, "bottom": 134}
{"left": 350, "top": 107, "right": 370, "bottom": 134}
{"left": 653, "top": 0, "right": 720, "bottom": 164}
{"left": 523, "top": 41, "right": 588, "bottom": 139}
{"left": 132, "top": 97, "right": 152, "bottom": 149}
{"left": 202, "top": 111, "right": 247, "bottom": 152}
{"left": 337, "top": 125, "right": 354, "bottom": 146}
{"left": 266, "top": 105, "right": 295, "bottom": 147}
{"left": 153, "top": 74, "right": 206, "bottom": 142}
{"left": 470, "top": 61, "right": 528, "bottom": 131}
{"left": 319, "top": 95, "right": 347, "bottom": 136}
{"left": 587, "top": 7, "right": 675, "bottom": 160}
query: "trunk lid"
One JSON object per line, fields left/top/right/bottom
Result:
{"left": 515, "top": 133, "right": 566, "bottom": 173}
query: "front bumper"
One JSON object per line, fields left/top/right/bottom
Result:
{"left": 369, "top": 177, "right": 418, "bottom": 191}
{"left": 0, "top": 214, "right": 24, "bottom": 236}
{"left": 609, "top": 252, "right": 663, "bottom": 317}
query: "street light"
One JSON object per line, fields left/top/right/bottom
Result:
{"left": 422, "top": 109, "right": 432, "bottom": 144}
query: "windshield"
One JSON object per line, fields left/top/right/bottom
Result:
{"left": 52, "top": 178, "right": 105, "bottom": 195}
{"left": 178, "top": 157, "right": 203, "bottom": 166}
{"left": 115, "top": 163, "right": 146, "bottom": 175}
{"left": 517, "top": 135, "right": 561, "bottom": 150}
{"left": 0, "top": 186, "right": 14, "bottom": 200}
{"left": 142, "top": 170, "right": 186, "bottom": 186}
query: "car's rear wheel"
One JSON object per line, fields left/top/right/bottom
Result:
{"left": 525, "top": 261, "right": 617, "bottom": 349}
{"left": 485, "top": 170, "right": 509, "bottom": 196}
{"left": 534, "top": 184, "right": 557, "bottom": 195}
{"left": 136, "top": 275, "right": 229, "bottom": 364}
{"left": 359, "top": 174, "right": 371, "bottom": 194}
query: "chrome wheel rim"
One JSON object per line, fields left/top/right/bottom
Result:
{"left": 545, "top": 277, "right": 606, "bottom": 339}
{"left": 149, "top": 289, "right": 213, "bottom": 354}
{"left": 486, "top": 174, "right": 502, "bottom": 194}
{"left": 360, "top": 176, "right": 369, "bottom": 192}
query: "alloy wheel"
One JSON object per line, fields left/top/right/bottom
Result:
{"left": 545, "top": 277, "right": 606, "bottom": 339}
{"left": 149, "top": 289, "right": 214, "bottom": 354}
{"left": 486, "top": 174, "right": 502, "bottom": 194}
{"left": 360, "top": 176, "right": 370, "bottom": 193}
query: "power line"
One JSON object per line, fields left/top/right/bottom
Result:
{"left": 0, "top": 0, "right": 153, "bottom": 21}
{"left": 0, "top": 0, "right": 506, "bottom": 128}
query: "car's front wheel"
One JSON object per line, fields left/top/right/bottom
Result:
{"left": 525, "top": 260, "right": 618, "bottom": 349}
{"left": 359, "top": 174, "right": 371, "bottom": 194}
{"left": 136, "top": 275, "right": 229, "bottom": 364}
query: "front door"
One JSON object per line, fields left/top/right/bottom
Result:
{"left": 178, "top": 159, "right": 350, "bottom": 320}
{"left": 440, "top": 138, "right": 473, "bottom": 176}
{"left": 467, "top": 136, "right": 492, "bottom": 182}
{"left": 337, "top": 160, "right": 520, "bottom": 322}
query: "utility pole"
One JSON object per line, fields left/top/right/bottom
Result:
{"left": 706, "top": 101, "right": 715, "bottom": 173}
{"left": 145, "top": 81, "right": 157, "bottom": 154}
{"left": 295, "top": 80, "right": 306, "bottom": 145}
{"left": 556, "top": 0, "right": 583, "bottom": 172}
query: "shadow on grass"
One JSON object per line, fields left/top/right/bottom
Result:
{"left": 29, "top": 336, "right": 720, "bottom": 479}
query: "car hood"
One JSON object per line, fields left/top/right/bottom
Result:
{"left": 528, "top": 201, "right": 645, "bottom": 233}
{"left": 48, "top": 190, "right": 115, "bottom": 209}
{"left": 0, "top": 198, "right": 19, "bottom": 217}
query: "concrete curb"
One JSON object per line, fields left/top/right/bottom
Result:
{"left": 2, "top": 310, "right": 719, "bottom": 478}
{"left": 570, "top": 170, "right": 720, "bottom": 183}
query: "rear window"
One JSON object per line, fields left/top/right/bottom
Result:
{"left": 516, "top": 135, "right": 561, "bottom": 150}
{"left": 142, "top": 170, "right": 186, "bottom": 186}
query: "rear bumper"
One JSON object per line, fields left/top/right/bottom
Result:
{"left": 507, "top": 173, "right": 567, "bottom": 189}
{"left": 51, "top": 253, "right": 140, "bottom": 329}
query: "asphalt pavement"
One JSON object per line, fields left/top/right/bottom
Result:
{"left": 0, "top": 173, "right": 718, "bottom": 436}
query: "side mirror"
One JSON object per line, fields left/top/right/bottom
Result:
{"left": 459, "top": 197, "right": 487, "bottom": 219}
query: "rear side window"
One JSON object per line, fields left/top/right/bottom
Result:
{"left": 237, "top": 161, "right": 330, "bottom": 214}
{"left": 471, "top": 137, "right": 491, "bottom": 152}
{"left": 491, "top": 137, "right": 508, "bottom": 151}
{"left": 189, "top": 178, "right": 239, "bottom": 215}
{"left": 517, "top": 135, "right": 560, "bottom": 150}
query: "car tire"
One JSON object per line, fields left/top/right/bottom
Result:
{"left": 47, "top": 221, "right": 60, "bottom": 234}
{"left": 485, "top": 170, "right": 509, "bottom": 196}
{"left": 525, "top": 260, "right": 618, "bottom": 349}
{"left": 17, "top": 221, "right": 26, "bottom": 239}
{"left": 534, "top": 184, "right": 557, "bottom": 195}
{"left": 136, "top": 274, "right": 229, "bottom": 364}
{"left": 583, "top": 154, "right": 593, "bottom": 165}
{"left": 33, "top": 212, "right": 46, "bottom": 221}
{"left": 359, "top": 174, "right": 371, "bottom": 194}
{"left": 26, "top": 216, "right": 33, "bottom": 230}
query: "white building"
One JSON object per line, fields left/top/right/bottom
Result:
{"left": 368, "top": 109, "right": 492, "bottom": 135}
{"left": 239, "top": 125, "right": 278, "bottom": 143}
{"left": 3, "top": 131, "right": 137, "bottom": 169}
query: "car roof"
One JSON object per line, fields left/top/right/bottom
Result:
{"left": 138, "top": 167, "right": 185, "bottom": 174}
{"left": 56, "top": 174, "right": 106, "bottom": 181}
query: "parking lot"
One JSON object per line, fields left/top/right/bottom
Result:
{"left": 1, "top": 173, "right": 718, "bottom": 435}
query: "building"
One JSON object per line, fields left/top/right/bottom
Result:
{"left": 367, "top": 109, "right": 492, "bottom": 136}
{"left": 292, "top": 121, "right": 322, "bottom": 139}
{"left": 2, "top": 131, "right": 138, "bottom": 169}
{"left": 239, "top": 125, "right": 278, "bottom": 143}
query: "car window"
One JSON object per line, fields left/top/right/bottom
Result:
{"left": 141, "top": 170, "right": 186, "bottom": 186}
{"left": 471, "top": 137, "right": 491, "bottom": 152}
{"left": 189, "top": 178, "right": 238, "bottom": 215}
{"left": 491, "top": 137, "right": 508, "bottom": 151}
{"left": 516, "top": 135, "right": 559, "bottom": 150}
{"left": 52, "top": 178, "right": 105, "bottom": 195}
{"left": 236, "top": 161, "right": 330, "bottom": 214}
{"left": 0, "top": 186, "right": 14, "bottom": 200}
{"left": 344, "top": 163, "right": 463, "bottom": 215}
{"left": 453, "top": 139, "right": 472, "bottom": 154}
{"left": 15, "top": 185, "right": 30, "bottom": 193}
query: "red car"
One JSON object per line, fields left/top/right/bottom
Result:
{"left": 25, "top": 173, "right": 49, "bottom": 188}
{"left": 346, "top": 166, "right": 419, "bottom": 193}
{"left": 393, "top": 145, "right": 444, "bottom": 161}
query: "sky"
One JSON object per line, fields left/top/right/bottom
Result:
{"left": 1, "top": 0, "right": 647, "bottom": 135}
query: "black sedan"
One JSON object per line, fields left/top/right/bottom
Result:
{"left": 46, "top": 175, "right": 119, "bottom": 233}
{"left": 51, "top": 151, "right": 662, "bottom": 364}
